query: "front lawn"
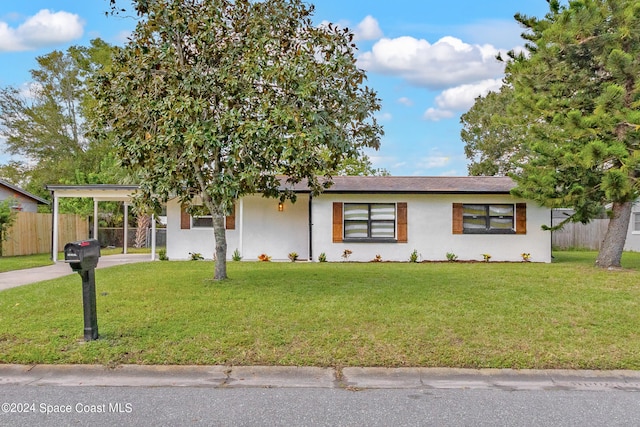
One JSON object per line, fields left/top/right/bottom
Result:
{"left": 0, "top": 253, "right": 53, "bottom": 273}
{"left": 1, "top": 252, "right": 640, "bottom": 369}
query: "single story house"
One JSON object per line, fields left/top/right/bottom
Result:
{"left": 0, "top": 179, "right": 48, "bottom": 212}
{"left": 169, "top": 176, "right": 553, "bottom": 263}
{"left": 47, "top": 176, "right": 553, "bottom": 263}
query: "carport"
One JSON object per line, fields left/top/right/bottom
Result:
{"left": 46, "top": 184, "right": 156, "bottom": 262}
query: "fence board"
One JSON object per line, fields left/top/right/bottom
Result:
{"left": 2, "top": 212, "right": 88, "bottom": 256}
{"left": 552, "top": 219, "right": 609, "bottom": 250}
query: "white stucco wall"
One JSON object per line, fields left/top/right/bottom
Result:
{"left": 165, "top": 199, "right": 240, "bottom": 260}
{"left": 165, "top": 194, "right": 309, "bottom": 261}
{"left": 311, "top": 193, "right": 552, "bottom": 263}
{"left": 240, "top": 194, "right": 310, "bottom": 261}
{"left": 166, "top": 192, "right": 552, "bottom": 263}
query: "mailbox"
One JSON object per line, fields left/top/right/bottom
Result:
{"left": 64, "top": 239, "right": 101, "bottom": 341}
{"left": 64, "top": 239, "right": 101, "bottom": 272}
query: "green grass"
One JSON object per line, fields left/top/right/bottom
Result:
{"left": 0, "top": 253, "right": 54, "bottom": 272}
{"left": 1, "top": 251, "right": 640, "bottom": 369}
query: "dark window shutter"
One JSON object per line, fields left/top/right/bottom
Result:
{"left": 397, "top": 202, "right": 408, "bottom": 243}
{"left": 226, "top": 204, "right": 236, "bottom": 230}
{"left": 180, "top": 204, "right": 191, "bottom": 230}
{"left": 332, "top": 202, "right": 343, "bottom": 243}
{"left": 516, "top": 203, "right": 527, "bottom": 234}
{"left": 452, "top": 203, "right": 463, "bottom": 234}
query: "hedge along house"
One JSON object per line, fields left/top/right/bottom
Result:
{"left": 169, "top": 176, "right": 553, "bottom": 263}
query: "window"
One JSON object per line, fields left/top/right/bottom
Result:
{"left": 634, "top": 213, "right": 640, "bottom": 233}
{"left": 180, "top": 204, "right": 235, "bottom": 230}
{"left": 462, "top": 204, "right": 514, "bottom": 234}
{"left": 192, "top": 215, "right": 213, "bottom": 228}
{"left": 344, "top": 203, "right": 396, "bottom": 240}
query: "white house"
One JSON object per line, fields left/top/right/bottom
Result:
{"left": 167, "top": 176, "right": 553, "bottom": 263}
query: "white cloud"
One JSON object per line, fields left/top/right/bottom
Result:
{"left": 0, "top": 9, "right": 84, "bottom": 52}
{"left": 18, "top": 82, "right": 42, "bottom": 99}
{"left": 397, "top": 97, "right": 413, "bottom": 107}
{"left": 423, "top": 108, "right": 455, "bottom": 122}
{"left": 423, "top": 78, "right": 503, "bottom": 122}
{"left": 375, "top": 112, "right": 393, "bottom": 122}
{"left": 114, "top": 30, "right": 132, "bottom": 44}
{"left": 417, "top": 155, "right": 451, "bottom": 169}
{"left": 358, "top": 35, "right": 506, "bottom": 90}
{"left": 354, "top": 15, "right": 383, "bottom": 41}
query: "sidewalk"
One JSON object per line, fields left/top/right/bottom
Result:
{"left": 0, "top": 253, "right": 152, "bottom": 291}
{"left": 2, "top": 364, "right": 640, "bottom": 391}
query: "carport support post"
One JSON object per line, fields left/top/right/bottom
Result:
{"left": 151, "top": 214, "right": 156, "bottom": 260}
{"left": 52, "top": 195, "right": 59, "bottom": 262}
{"left": 123, "top": 203, "right": 128, "bottom": 254}
{"left": 80, "top": 269, "right": 99, "bottom": 341}
{"left": 93, "top": 199, "right": 99, "bottom": 242}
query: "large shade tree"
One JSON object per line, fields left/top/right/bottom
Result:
{"left": 460, "top": 85, "right": 526, "bottom": 176}
{"left": 466, "top": 0, "right": 640, "bottom": 268}
{"left": 0, "top": 39, "right": 115, "bottom": 199}
{"left": 93, "top": 0, "right": 383, "bottom": 279}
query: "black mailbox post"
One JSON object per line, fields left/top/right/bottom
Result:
{"left": 64, "top": 239, "right": 101, "bottom": 341}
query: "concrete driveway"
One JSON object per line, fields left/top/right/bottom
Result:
{"left": 0, "top": 253, "right": 152, "bottom": 291}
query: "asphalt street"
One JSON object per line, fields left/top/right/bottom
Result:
{"left": 3, "top": 384, "right": 640, "bottom": 426}
{"left": 2, "top": 365, "right": 640, "bottom": 426}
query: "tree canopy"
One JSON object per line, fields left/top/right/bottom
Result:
{"left": 0, "top": 39, "right": 117, "bottom": 201}
{"left": 460, "top": 85, "right": 525, "bottom": 176}
{"left": 93, "top": 0, "right": 383, "bottom": 279}
{"left": 462, "top": 0, "right": 640, "bottom": 268}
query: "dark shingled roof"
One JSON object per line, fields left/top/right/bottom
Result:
{"left": 285, "top": 176, "right": 515, "bottom": 194}
{"left": 46, "top": 176, "right": 516, "bottom": 196}
{"left": 1, "top": 179, "right": 49, "bottom": 205}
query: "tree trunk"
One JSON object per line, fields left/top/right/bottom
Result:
{"left": 595, "top": 201, "right": 632, "bottom": 269}
{"left": 211, "top": 210, "right": 228, "bottom": 280}
{"left": 134, "top": 214, "right": 151, "bottom": 248}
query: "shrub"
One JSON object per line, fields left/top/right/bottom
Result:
{"left": 189, "top": 252, "right": 204, "bottom": 261}
{"left": 409, "top": 249, "right": 419, "bottom": 263}
{"left": 521, "top": 253, "right": 531, "bottom": 262}
{"left": 232, "top": 249, "right": 242, "bottom": 262}
{"left": 318, "top": 252, "right": 327, "bottom": 263}
{"left": 371, "top": 254, "right": 383, "bottom": 262}
{"left": 446, "top": 252, "right": 458, "bottom": 262}
{"left": 482, "top": 253, "right": 492, "bottom": 262}
{"left": 288, "top": 252, "right": 299, "bottom": 262}
{"left": 258, "top": 253, "right": 271, "bottom": 262}
{"left": 341, "top": 249, "right": 352, "bottom": 261}
{"left": 158, "top": 249, "right": 168, "bottom": 261}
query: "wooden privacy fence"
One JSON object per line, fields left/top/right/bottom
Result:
{"left": 552, "top": 219, "right": 609, "bottom": 250}
{"left": 2, "top": 212, "right": 89, "bottom": 256}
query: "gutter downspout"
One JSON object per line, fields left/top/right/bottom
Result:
{"left": 308, "top": 194, "right": 313, "bottom": 261}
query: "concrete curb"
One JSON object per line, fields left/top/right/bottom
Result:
{"left": 3, "top": 364, "right": 640, "bottom": 391}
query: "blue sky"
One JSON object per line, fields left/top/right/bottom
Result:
{"left": 0, "top": 0, "right": 552, "bottom": 176}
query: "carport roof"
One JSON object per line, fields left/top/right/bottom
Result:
{"left": 46, "top": 184, "right": 139, "bottom": 201}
